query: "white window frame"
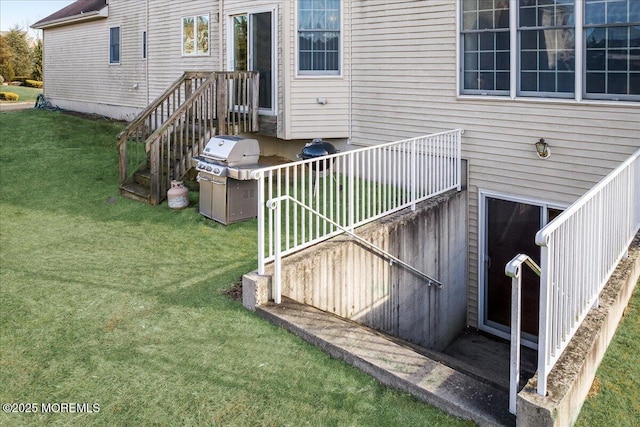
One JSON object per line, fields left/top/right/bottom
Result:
{"left": 109, "top": 26, "right": 120, "bottom": 65}
{"left": 226, "top": 5, "right": 279, "bottom": 116}
{"left": 142, "top": 30, "right": 147, "bottom": 60}
{"left": 181, "top": 14, "right": 210, "bottom": 57}
{"left": 458, "top": 0, "right": 639, "bottom": 102}
{"left": 295, "top": 0, "right": 342, "bottom": 77}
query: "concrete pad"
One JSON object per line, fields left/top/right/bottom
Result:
{"left": 257, "top": 299, "right": 515, "bottom": 427}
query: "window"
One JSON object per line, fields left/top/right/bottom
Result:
{"left": 461, "top": 0, "right": 511, "bottom": 93}
{"left": 298, "top": 0, "right": 340, "bottom": 74}
{"left": 109, "top": 27, "right": 120, "bottom": 64}
{"left": 182, "top": 15, "right": 209, "bottom": 55}
{"left": 460, "top": 0, "right": 639, "bottom": 101}
{"left": 519, "top": 0, "right": 575, "bottom": 96}
{"left": 585, "top": 0, "right": 640, "bottom": 98}
{"left": 142, "top": 31, "right": 147, "bottom": 59}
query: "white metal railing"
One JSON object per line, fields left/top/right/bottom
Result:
{"left": 505, "top": 254, "right": 541, "bottom": 415}
{"left": 514, "top": 148, "right": 639, "bottom": 399}
{"left": 253, "top": 129, "right": 463, "bottom": 289}
{"left": 267, "top": 195, "right": 444, "bottom": 303}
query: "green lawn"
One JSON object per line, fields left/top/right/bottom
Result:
{"left": 0, "top": 109, "right": 469, "bottom": 426}
{"left": 0, "top": 85, "right": 43, "bottom": 103}
{"left": 1, "top": 109, "right": 637, "bottom": 427}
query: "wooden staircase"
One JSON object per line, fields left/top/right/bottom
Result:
{"left": 117, "top": 71, "right": 259, "bottom": 205}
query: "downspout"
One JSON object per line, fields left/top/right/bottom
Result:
{"left": 219, "top": 0, "right": 224, "bottom": 70}
{"left": 347, "top": 0, "right": 352, "bottom": 145}
{"left": 146, "top": 0, "right": 150, "bottom": 104}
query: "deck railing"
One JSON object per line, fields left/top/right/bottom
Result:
{"left": 509, "top": 148, "right": 639, "bottom": 401}
{"left": 117, "top": 71, "right": 259, "bottom": 204}
{"left": 117, "top": 71, "right": 211, "bottom": 187}
{"left": 253, "top": 129, "right": 463, "bottom": 282}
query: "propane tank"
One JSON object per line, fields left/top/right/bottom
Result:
{"left": 167, "top": 180, "right": 189, "bottom": 209}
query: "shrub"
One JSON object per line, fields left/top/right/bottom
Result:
{"left": 25, "top": 79, "right": 43, "bottom": 88}
{"left": 0, "top": 75, "right": 4, "bottom": 84}
{"left": 0, "top": 92, "right": 20, "bottom": 101}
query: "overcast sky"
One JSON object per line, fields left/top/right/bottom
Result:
{"left": 0, "top": 0, "right": 74, "bottom": 36}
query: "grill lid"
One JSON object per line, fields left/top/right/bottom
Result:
{"left": 299, "top": 138, "right": 337, "bottom": 160}
{"left": 202, "top": 136, "right": 260, "bottom": 166}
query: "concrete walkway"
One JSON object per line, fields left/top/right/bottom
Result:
{"left": 0, "top": 101, "right": 34, "bottom": 112}
{"left": 257, "top": 299, "right": 515, "bottom": 427}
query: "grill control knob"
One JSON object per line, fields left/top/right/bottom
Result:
{"left": 206, "top": 165, "right": 213, "bottom": 172}
{"left": 214, "top": 168, "right": 221, "bottom": 175}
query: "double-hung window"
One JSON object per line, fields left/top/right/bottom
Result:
{"left": 460, "top": 0, "right": 639, "bottom": 101}
{"left": 182, "top": 15, "right": 210, "bottom": 56}
{"left": 461, "top": 0, "right": 511, "bottom": 94}
{"left": 298, "top": 0, "right": 341, "bottom": 75}
{"left": 109, "top": 26, "right": 120, "bottom": 64}
{"left": 585, "top": 0, "right": 640, "bottom": 99}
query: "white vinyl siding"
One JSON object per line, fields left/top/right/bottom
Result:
{"left": 42, "top": 0, "right": 149, "bottom": 119}
{"left": 147, "top": 0, "right": 220, "bottom": 101}
{"left": 284, "top": 0, "right": 349, "bottom": 139}
{"left": 349, "top": 0, "right": 640, "bottom": 328}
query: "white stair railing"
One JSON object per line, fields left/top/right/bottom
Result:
{"left": 507, "top": 148, "right": 639, "bottom": 405}
{"left": 505, "top": 254, "right": 541, "bottom": 415}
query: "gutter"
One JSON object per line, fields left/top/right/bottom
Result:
{"left": 32, "top": 6, "right": 108, "bottom": 30}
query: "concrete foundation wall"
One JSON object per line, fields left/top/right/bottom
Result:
{"left": 259, "top": 190, "right": 468, "bottom": 352}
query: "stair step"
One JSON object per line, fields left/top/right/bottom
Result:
{"left": 120, "top": 182, "right": 151, "bottom": 204}
{"left": 134, "top": 168, "right": 151, "bottom": 187}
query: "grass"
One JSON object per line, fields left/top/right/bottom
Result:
{"left": 0, "top": 85, "right": 43, "bottom": 103}
{"left": 0, "top": 109, "right": 470, "bottom": 426}
{"left": 575, "top": 281, "right": 640, "bottom": 427}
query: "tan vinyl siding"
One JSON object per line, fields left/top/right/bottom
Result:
{"left": 42, "top": 0, "right": 149, "bottom": 118}
{"left": 283, "top": 0, "right": 350, "bottom": 140}
{"left": 349, "top": 0, "right": 640, "bottom": 328}
{"left": 147, "top": 0, "right": 220, "bottom": 102}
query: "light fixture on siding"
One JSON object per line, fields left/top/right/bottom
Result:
{"left": 535, "top": 138, "right": 550, "bottom": 159}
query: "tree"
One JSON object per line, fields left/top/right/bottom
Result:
{"left": 0, "top": 33, "right": 15, "bottom": 82}
{"left": 32, "top": 38, "right": 43, "bottom": 81}
{"left": 0, "top": 26, "right": 33, "bottom": 80}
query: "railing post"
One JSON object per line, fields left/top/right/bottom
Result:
{"left": 118, "top": 140, "right": 127, "bottom": 185}
{"left": 257, "top": 172, "right": 266, "bottom": 275}
{"left": 348, "top": 152, "right": 355, "bottom": 231}
{"left": 411, "top": 138, "right": 417, "bottom": 211}
{"left": 456, "top": 130, "right": 462, "bottom": 191}
{"left": 149, "top": 138, "right": 160, "bottom": 205}
{"left": 272, "top": 198, "right": 282, "bottom": 304}
{"left": 216, "top": 73, "right": 228, "bottom": 135}
{"left": 251, "top": 72, "right": 259, "bottom": 132}
{"left": 509, "top": 266, "right": 522, "bottom": 415}
{"left": 506, "top": 254, "right": 541, "bottom": 415}
{"left": 537, "top": 241, "right": 551, "bottom": 397}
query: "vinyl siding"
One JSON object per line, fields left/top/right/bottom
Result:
{"left": 147, "top": 0, "right": 220, "bottom": 101}
{"left": 282, "top": 0, "right": 350, "bottom": 139}
{"left": 349, "top": 0, "right": 640, "bottom": 328}
{"left": 42, "top": 0, "right": 148, "bottom": 119}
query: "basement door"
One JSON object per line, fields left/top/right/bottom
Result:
{"left": 230, "top": 9, "right": 275, "bottom": 113}
{"left": 480, "top": 193, "right": 562, "bottom": 346}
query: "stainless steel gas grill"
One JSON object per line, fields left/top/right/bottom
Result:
{"left": 192, "top": 136, "right": 262, "bottom": 224}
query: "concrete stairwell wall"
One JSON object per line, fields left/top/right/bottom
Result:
{"left": 245, "top": 189, "right": 468, "bottom": 352}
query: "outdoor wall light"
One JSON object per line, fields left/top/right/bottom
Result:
{"left": 535, "top": 138, "right": 551, "bottom": 159}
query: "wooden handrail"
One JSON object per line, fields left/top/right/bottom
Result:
{"left": 119, "top": 70, "right": 259, "bottom": 205}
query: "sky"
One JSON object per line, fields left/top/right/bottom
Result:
{"left": 0, "top": 0, "right": 74, "bottom": 37}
